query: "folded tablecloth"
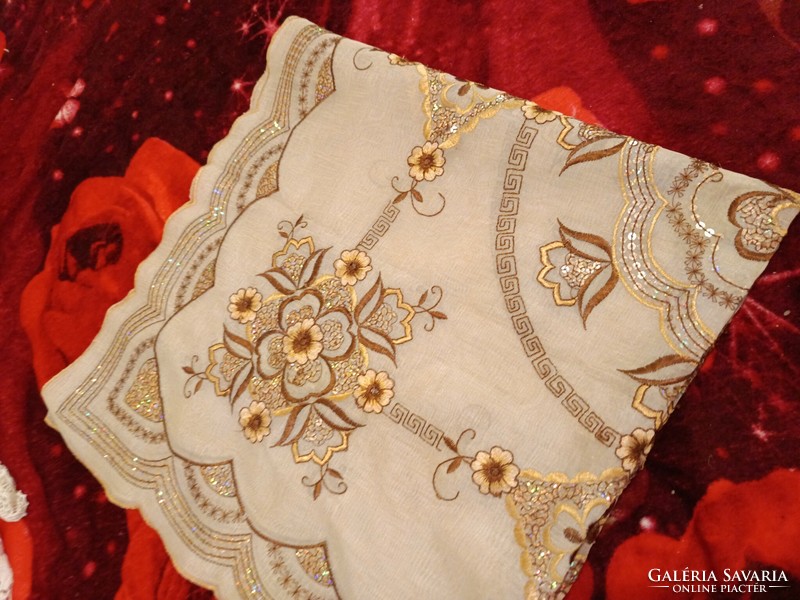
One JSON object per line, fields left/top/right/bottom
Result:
{"left": 41, "top": 16, "right": 800, "bottom": 600}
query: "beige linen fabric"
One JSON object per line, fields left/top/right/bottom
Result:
{"left": 42, "top": 17, "right": 799, "bottom": 600}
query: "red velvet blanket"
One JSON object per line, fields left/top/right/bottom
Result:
{"left": 1, "top": 1, "right": 798, "bottom": 598}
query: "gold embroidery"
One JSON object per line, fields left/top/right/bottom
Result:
{"left": 556, "top": 120, "right": 627, "bottom": 174}
{"left": 123, "top": 358, "right": 163, "bottom": 422}
{"left": 615, "top": 428, "right": 655, "bottom": 472}
{"left": 728, "top": 188, "right": 799, "bottom": 261}
{"left": 298, "top": 37, "right": 338, "bottom": 118}
{"left": 175, "top": 238, "right": 222, "bottom": 309}
{"left": 522, "top": 101, "right": 558, "bottom": 125}
{"left": 431, "top": 429, "right": 520, "bottom": 502}
{"left": 537, "top": 221, "right": 618, "bottom": 325}
{"left": 496, "top": 120, "right": 620, "bottom": 447}
{"left": 185, "top": 221, "right": 445, "bottom": 499}
{"left": 55, "top": 25, "right": 344, "bottom": 599}
{"left": 415, "top": 64, "right": 522, "bottom": 149}
{"left": 615, "top": 142, "right": 714, "bottom": 360}
{"left": 315, "top": 56, "right": 335, "bottom": 104}
{"left": 183, "top": 462, "right": 245, "bottom": 523}
{"left": 199, "top": 463, "right": 237, "bottom": 497}
{"left": 661, "top": 169, "right": 744, "bottom": 311}
{"left": 107, "top": 338, "right": 166, "bottom": 443}
{"left": 255, "top": 162, "right": 279, "bottom": 198}
{"left": 295, "top": 547, "right": 334, "bottom": 588}
{"left": 620, "top": 354, "right": 698, "bottom": 428}
{"left": 507, "top": 468, "right": 629, "bottom": 599}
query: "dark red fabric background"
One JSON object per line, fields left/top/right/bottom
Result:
{"left": 1, "top": 1, "right": 798, "bottom": 598}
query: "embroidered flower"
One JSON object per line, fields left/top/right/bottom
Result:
{"left": 282, "top": 318, "right": 324, "bottom": 365}
{"left": 407, "top": 141, "right": 445, "bottom": 182}
{"left": 354, "top": 369, "right": 394, "bottom": 413}
{"left": 239, "top": 401, "right": 271, "bottom": 443}
{"left": 471, "top": 446, "right": 520, "bottom": 497}
{"left": 334, "top": 249, "right": 372, "bottom": 286}
{"left": 228, "top": 287, "right": 263, "bottom": 323}
{"left": 388, "top": 53, "right": 412, "bottom": 66}
{"left": 615, "top": 428, "right": 655, "bottom": 472}
{"left": 522, "top": 100, "right": 558, "bottom": 124}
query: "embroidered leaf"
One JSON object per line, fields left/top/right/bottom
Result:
{"left": 295, "top": 213, "right": 305, "bottom": 227}
{"left": 359, "top": 326, "right": 397, "bottom": 364}
{"left": 446, "top": 457, "right": 462, "bottom": 474}
{"left": 194, "top": 379, "right": 203, "bottom": 394}
{"left": 560, "top": 138, "right": 626, "bottom": 174}
{"left": 223, "top": 327, "right": 253, "bottom": 359}
{"left": 429, "top": 310, "right": 448, "bottom": 320}
{"left": 392, "top": 191, "right": 408, "bottom": 205}
{"left": 313, "top": 481, "right": 322, "bottom": 500}
{"left": 558, "top": 220, "right": 612, "bottom": 263}
{"left": 410, "top": 189, "right": 423, "bottom": 204}
{"left": 298, "top": 247, "right": 330, "bottom": 288}
{"left": 418, "top": 290, "right": 429, "bottom": 305}
{"left": 279, "top": 231, "right": 289, "bottom": 239}
{"left": 576, "top": 267, "right": 618, "bottom": 327}
{"left": 258, "top": 268, "right": 296, "bottom": 295}
{"left": 230, "top": 366, "right": 252, "bottom": 406}
{"left": 620, "top": 354, "right": 699, "bottom": 386}
{"left": 316, "top": 398, "right": 363, "bottom": 430}
{"left": 327, "top": 468, "right": 343, "bottom": 480}
{"left": 355, "top": 275, "right": 383, "bottom": 322}
{"left": 564, "top": 527, "right": 584, "bottom": 544}
{"left": 443, "top": 436, "right": 458, "bottom": 453}
{"left": 273, "top": 405, "right": 310, "bottom": 447}
{"left": 182, "top": 365, "right": 194, "bottom": 374}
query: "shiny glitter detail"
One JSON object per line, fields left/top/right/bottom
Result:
{"left": 295, "top": 547, "right": 334, "bottom": 587}
{"left": 729, "top": 189, "right": 798, "bottom": 261}
{"left": 417, "top": 64, "right": 523, "bottom": 149}
{"left": 507, "top": 469, "right": 629, "bottom": 600}
{"left": 192, "top": 259, "right": 217, "bottom": 300}
{"left": 199, "top": 463, "right": 237, "bottom": 497}
{"left": 123, "top": 358, "right": 163, "bottom": 421}
{"left": 255, "top": 162, "right": 279, "bottom": 198}
{"left": 315, "top": 56, "right": 335, "bottom": 103}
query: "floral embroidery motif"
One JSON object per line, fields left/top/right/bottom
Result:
{"left": 431, "top": 430, "right": 520, "bottom": 501}
{"left": 239, "top": 400, "right": 271, "bottom": 443}
{"left": 537, "top": 221, "right": 618, "bottom": 326}
{"left": 615, "top": 427, "right": 655, "bottom": 472}
{"left": 354, "top": 369, "right": 394, "bottom": 414}
{"left": 668, "top": 158, "right": 713, "bottom": 198}
{"left": 522, "top": 100, "right": 558, "bottom": 124}
{"left": 228, "top": 287, "right": 263, "bottom": 324}
{"left": 407, "top": 141, "right": 446, "bottom": 182}
{"left": 414, "top": 64, "right": 521, "bottom": 149}
{"left": 471, "top": 447, "right": 520, "bottom": 497}
{"left": 728, "top": 189, "right": 799, "bottom": 261}
{"left": 620, "top": 354, "right": 698, "bottom": 428}
{"left": 334, "top": 249, "right": 371, "bottom": 286}
{"left": 557, "top": 121, "right": 628, "bottom": 174}
{"left": 184, "top": 219, "right": 445, "bottom": 498}
{"left": 506, "top": 469, "right": 629, "bottom": 599}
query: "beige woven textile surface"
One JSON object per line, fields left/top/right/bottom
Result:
{"left": 42, "top": 16, "right": 799, "bottom": 600}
